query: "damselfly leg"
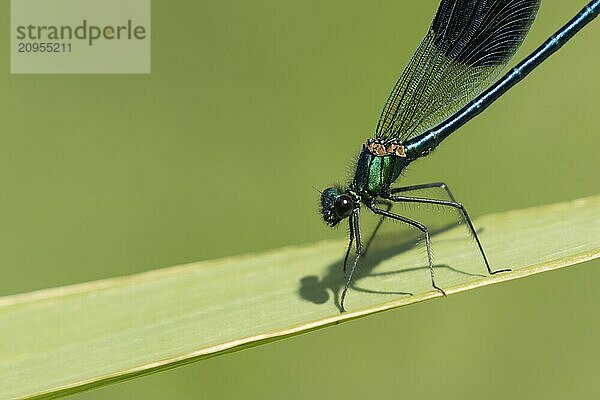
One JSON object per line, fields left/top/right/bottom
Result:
{"left": 362, "top": 199, "right": 392, "bottom": 256}
{"left": 365, "top": 201, "right": 446, "bottom": 297}
{"left": 386, "top": 185, "right": 510, "bottom": 275}
{"left": 363, "top": 183, "right": 456, "bottom": 255}
{"left": 340, "top": 210, "right": 362, "bottom": 312}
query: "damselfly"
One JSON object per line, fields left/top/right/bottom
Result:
{"left": 319, "top": 0, "right": 599, "bottom": 312}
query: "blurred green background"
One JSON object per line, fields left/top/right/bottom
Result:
{"left": 1, "top": 0, "right": 599, "bottom": 398}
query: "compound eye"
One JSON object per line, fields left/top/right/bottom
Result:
{"left": 334, "top": 195, "right": 354, "bottom": 218}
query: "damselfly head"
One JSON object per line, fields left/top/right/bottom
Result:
{"left": 320, "top": 187, "right": 356, "bottom": 227}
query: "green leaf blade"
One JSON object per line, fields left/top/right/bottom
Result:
{"left": 1, "top": 196, "right": 599, "bottom": 400}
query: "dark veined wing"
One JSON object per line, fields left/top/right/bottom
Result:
{"left": 375, "top": 0, "right": 541, "bottom": 142}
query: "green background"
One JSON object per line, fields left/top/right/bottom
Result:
{"left": 1, "top": 0, "right": 599, "bottom": 398}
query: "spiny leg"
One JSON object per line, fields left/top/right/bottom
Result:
{"left": 340, "top": 209, "right": 362, "bottom": 313}
{"left": 366, "top": 201, "right": 446, "bottom": 296}
{"left": 389, "top": 182, "right": 458, "bottom": 202}
{"left": 390, "top": 182, "right": 483, "bottom": 239}
{"left": 364, "top": 182, "right": 454, "bottom": 256}
{"left": 386, "top": 189, "right": 510, "bottom": 275}
{"left": 362, "top": 199, "right": 392, "bottom": 256}
{"left": 343, "top": 213, "right": 355, "bottom": 273}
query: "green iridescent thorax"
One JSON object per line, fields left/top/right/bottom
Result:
{"left": 352, "top": 145, "right": 410, "bottom": 196}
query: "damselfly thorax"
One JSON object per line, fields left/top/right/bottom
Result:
{"left": 352, "top": 139, "right": 410, "bottom": 198}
